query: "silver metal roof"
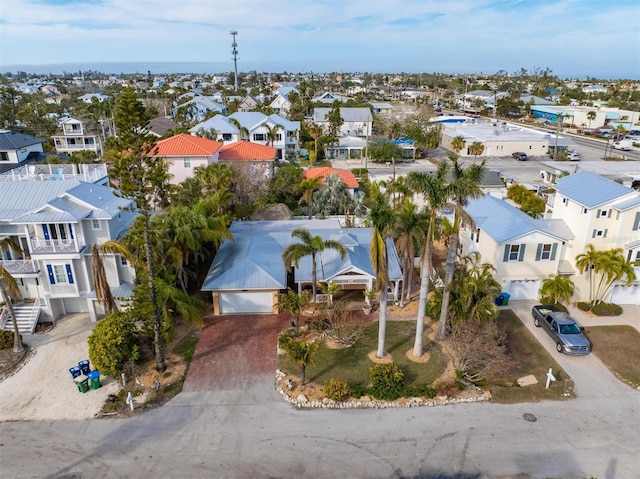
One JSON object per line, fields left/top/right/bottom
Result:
{"left": 555, "top": 171, "right": 636, "bottom": 208}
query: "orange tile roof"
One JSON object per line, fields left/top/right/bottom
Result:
{"left": 218, "top": 141, "right": 277, "bottom": 161}
{"left": 303, "top": 167, "right": 359, "bottom": 188}
{"left": 152, "top": 133, "right": 222, "bottom": 157}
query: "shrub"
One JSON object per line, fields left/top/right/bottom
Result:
{"left": 577, "top": 302, "right": 591, "bottom": 311}
{"left": 323, "top": 378, "right": 351, "bottom": 401}
{"left": 351, "top": 384, "right": 368, "bottom": 399}
{"left": 591, "top": 302, "right": 623, "bottom": 316}
{"left": 0, "top": 329, "right": 20, "bottom": 350}
{"left": 402, "top": 384, "right": 437, "bottom": 399}
{"left": 88, "top": 311, "right": 140, "bottom": 377}
{"left": 369, "top": 363, "right": 405, "bottom": 400}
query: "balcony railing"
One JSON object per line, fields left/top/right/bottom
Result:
{"left": 0, "top": 259, "right": 38, "bottom": 274}
{"left": 30, "top": 238, "right": 82, "bottom": 254}
{"left": 0, "top": 164, "right": 108, "bottom": 183}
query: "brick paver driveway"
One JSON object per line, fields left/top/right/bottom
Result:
{"left": 182, "top": 313, "right": 288, "bottom": 392}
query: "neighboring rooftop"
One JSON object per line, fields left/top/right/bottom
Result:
{"left": 554, "top": 171, "right": 638, "bottom": 208}
{"left": 0, "top": 130, "right": 45, "bottom": 150}
{"left": 303, "top": 167, "right": 359, "bottom": 188}
{"left": 218, "top": 141, "right": 277, "bottom": 161}
{"left": 153, "top": 133, "right": 223, "bottom": 157}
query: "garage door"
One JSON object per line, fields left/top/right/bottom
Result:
{"left": 610, "top": 284, "right": 640, "bottom": 305}
{"left": 508, "top": 280, "right": 540, "bottom": 300}
{"left": 219, "top": 292, "right": 274, "bottom": 314}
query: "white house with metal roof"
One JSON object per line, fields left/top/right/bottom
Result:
{"left": 201, "top": 219, "right": 403, "bottom": 315}
{"left": 461, "top": 194, "right": 575, "bottom": 301}
{"left": 0, "top": 130, "right": 45, "bottom": 172}
{"left": 312, "top": 107, "right": 373, "bottom": 138}
{"left": 548, "top": 171, "right": 640, "bottom": 304}
{"left": 0, "top": 165, "right": 137, "bottom": 332}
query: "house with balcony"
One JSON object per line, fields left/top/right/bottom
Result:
{"left": 269, "top": 87, "right": 298, "bottom": 116}
{"left": 548, "top": 171, "right": 640, "bottom": 304}
{"left": 312, "top": 107, "right": 373, "bottom": 138}
{"left": 52, "top": 117, "right": 109, "bottom": 157}
{"left": 460, "top": 194, "right": 574, "bottom": 300}
{"left": 0, "top": 164, "right": 136, "bottom": 333}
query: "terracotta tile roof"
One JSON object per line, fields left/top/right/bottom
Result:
{"left": 218, "top": 141, "right": 277, "bottom": 161}
{"left": 153, "top": 133, "right": 222, "bottom": 157}
{"left": 303, "top": 167, "right": 359, "bottom": 188}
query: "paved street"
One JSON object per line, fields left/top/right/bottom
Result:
{"left": 1, "top": 303, "right": 639, "bottom": 478}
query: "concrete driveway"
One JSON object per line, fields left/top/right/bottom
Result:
{"left": 507, "top": 300, "right": 640, "bottom": 398}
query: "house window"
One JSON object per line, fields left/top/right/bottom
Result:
{"left": 275, "top": 133, "right": 282, "bottom": 141}
{"left": 536, "top": 243, "right": 557, "bottom": 261}
{"left": 0, "top": 152, "right": 9, "bottom": 161}
{"left": 633, "top": 212, "right": 640, "bottom": 231}
{"left": 503, "top": 243, "right": 526, "bottom": 262}
{"left": 91, "top": 219, "right": 101, "bottom": 230}
{"left": 222, "top": 133, "right": 232, "bottom": 141}
{"left": 53, "top": 265, "right": 67, "bottom": 283}
{"left": 562, "top": 197, "right": 568, "bottom": 205}
{"left": 184, "top": 157, "right": 191, "bottom": 168}
{"left": 583, "top": 208, "right": 588, "bottom": 214}
{"left": 597, "top": 209, "right": 610, "bottom": 218}
{"left": 119, "top": 255, "right": 128, "bottom": 266}
{"left": 592, "top": 229, "right": 607, "bottom": 238}
{"left": 46, "top": 264, "right": 74, "bottom": 285}
{"left": 253, "top": 133, "right": 266, "bottom": 142}
{"left": 45, "top": 223, "right": 72, "bottom": 241}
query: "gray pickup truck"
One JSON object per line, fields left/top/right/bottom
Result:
{"left": 531, "top": 305, "right": 591, "bottom": 355}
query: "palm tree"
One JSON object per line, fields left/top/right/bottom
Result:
{"left": 278, "top": 289, "right": 311, "bottom": 336}
{"left": 308, "top": 124, "right": 324, "bottom": 165}
{"left": 0, "top": 239, "right": 24, "bottom": 353}
{"left": 575, "top": 244, "right": 599, "bottom": 303}
{"left": 228, "top": 117, "right": 250, "bottom": 141}
{"left": 195, "top": 128, "right": 218, "bottom": 140}
{"left": 451, "top": 135, "right": 466, "bottom": 155}
{"left": 264, "top": 123, "right": 282, "bottom": 147}
{"left": 91, "top": 244, "right": 116, "bottom": 314}
{"left": 407, "top": 160, "right": 451, "bottom": 357}
{"left": 393, "top": 199, "right": 426, "bottom": 306}
{"left": 297, "top": 177, "right": 323, "bottom": 220}
{"left": 368, "top": 184, "right": 397, "bottom": 358}
{"left": 437, "top": 156, "right": 485, "bottom": 339}
{"left": 587, "top": 110, "right": 596, "bottom": 130}
{"left": 468, "top": 141, "right": 485, "bottom": 163}
{"left": 281, "top": 228, "right": 346, "bottom": 304}
{"left": 540, "top": 275, "right": 575, "bottom": 305}
{"left": 593, "top": 248, "right": 637, "bottom": 304}
{"left": 278, "top": 334, "right": 318, "bottom": 385}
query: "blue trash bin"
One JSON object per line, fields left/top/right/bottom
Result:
{"left": 69, "top": 366, "right": 81, "bottom": 379}
{"left": 495, "top": 294, "right": 505, "bottom": 306}
{"left": 78, "top": 360, "right": 90, "bottom": 375}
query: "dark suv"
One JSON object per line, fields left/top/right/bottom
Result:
{"left": 511, "top": 152, "right": 528, "bottom": 161}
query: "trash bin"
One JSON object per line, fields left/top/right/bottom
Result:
{"left": 495, "top": 294, "right": 505, "bottom": 306}
{"left": 75, "top": 377, "right": 89, "bottom": 393}
{"left": 69, "top": 366, "right": 81, "bottom": 379}
{"left": 502, "top": 292, "right": 510, "bottom": 306}
{"left": 78, "top": 360, "right": 90, "bottom": 375}
{"left": 87, "top": 370, "right": 101, "bottom": 390}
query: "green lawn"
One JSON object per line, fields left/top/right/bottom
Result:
{"left": 585, "top": 325, "right": 640, "bottom": 389}
{"left": 491, "top": 310, "right": 570, "bottom": 403}
{"left": 277, "top": 321, "right": 447, "bottom": 388}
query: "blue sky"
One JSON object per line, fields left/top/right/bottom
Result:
{"left": 1, "top": 0, "right": 639, "bottom": 78}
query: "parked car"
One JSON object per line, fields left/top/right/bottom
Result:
{"left": 531, "top": 305, "right": 591, "bottom": 355}
{"left": 567, "top": 150, "right": 580, "bottom": 161}
{"left": 612, "top": 140, "right": 633, "bottom": 151}
{"left": 511, "top": 152, "right": 528, "bottom": 161}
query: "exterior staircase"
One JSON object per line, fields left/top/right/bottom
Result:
{"left": 1, "top": 299, "right": 41, "bottom": 334}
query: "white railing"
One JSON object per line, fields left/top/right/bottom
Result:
{"left": 28, "top": 298, "right": 41, "bottom": 328}
{"left": 30, "top": 238, "right": 82, "bottom": 254}
{"left": 0, "top": 259, "right": 38, "bottom": 274}
{"left": 0, "top": 163, "right": 108, "bottom": 183}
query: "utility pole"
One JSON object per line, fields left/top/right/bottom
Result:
{"left": 230, "top": 31, "right": 239, "bottom": 91}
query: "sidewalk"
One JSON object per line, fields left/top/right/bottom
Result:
{"left": 0, "top": 313, "right": 119, "bottom": 421}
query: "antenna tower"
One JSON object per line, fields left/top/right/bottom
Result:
{"left": 230, "top": 30, "right": 239, "bottom": 91}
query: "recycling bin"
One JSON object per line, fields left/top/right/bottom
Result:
{"left": 87, "top": 370, "right": 101, "bottom": 390}
{"left": 502, "top": 293, "right": 510, "bottom": 306}
{"left": 75, "top": 377, "right": 89, "bottom": 393}
{"left": 69, "top": 366, "right": 81, "bottom": 379}
{"left": 78, "top": 360, "right": 90, "bottom": 375}
{"left": 495, "top": 294, "right": 504, "bottom": 306}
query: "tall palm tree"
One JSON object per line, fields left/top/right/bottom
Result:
{"left": 91, "top": 244, "right": 116, "bottom": 314}
{"left": 586, "top": 111, "right": 596, "bottom": 130}
{"left": 393, "top": 198, "right": 426, "bottom": 306}
{"left": 437, "top": 156, "right": 485, "bottom": 339}
{"left": 308, "top": 124, "right": 324, "bottom": 165}
{"left": 368, "top": 184, "right": 397, "bottom": 358}
{"left": 593, "top": 248, "right": 637, "bottom": 304}
{"left": 451, "top": 135, "right": 466, "bottom": 155}
{"left": 575, "top": 244, "right": 599, "bottom": 303}
{"left": 228, "top": 117, "right": 250, "bottom": 141}
{"left": 297, "top": 177, "right": 323, "bottom": 220}
{"left": 0, "top": 240, "right": 24, "bottom": 353}
{"left": 407, "top": 160, "right": 451, "bottom": 357}
{"left": 540, "top": 275, "right": 575, "bottom": 305}
{"left": 468, "top": 141, "right": 485, "bottom": 163}
{"left": 281, "top": 228, "right": 347, "bottom": 304}
{"left": 264, "top": 123, "right": 282, "bottom": 147}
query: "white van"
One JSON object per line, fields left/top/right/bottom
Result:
{"left": 567, "top": 150, "right": 580, "bottom": 161}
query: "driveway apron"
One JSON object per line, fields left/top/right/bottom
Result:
{"left": 182, "top": 313, "right": 288, "bottom": 392}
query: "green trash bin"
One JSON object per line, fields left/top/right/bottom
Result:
{"left": 75, "top": 377, "right": 89, "bottom": 393}
{"left": 502, "top": 292, "right": 510, "bottom": 306}
{"left": 87, "top": 370, "right": 101, "bottom": 390}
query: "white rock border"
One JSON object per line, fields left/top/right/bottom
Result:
{"left": 275, "top": 369, "right": 492, "bottom": 409}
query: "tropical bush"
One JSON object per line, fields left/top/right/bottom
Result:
{"left": 0, "top": 329, "right": 19, "bottom": 350}
{"left": 369, "top": 363, "right": 405, "bottom": 400}
{"left": 323, "top": 378, "right": 351, "bottom": 401}
{"left": 591, "top": 303, "right": 623, "bottom": 316}
{"left": 88, "top": 311, "right": 140, "bottom": 377}
{"left": 577, "top": 302, "right": 591, "bottom": 311}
